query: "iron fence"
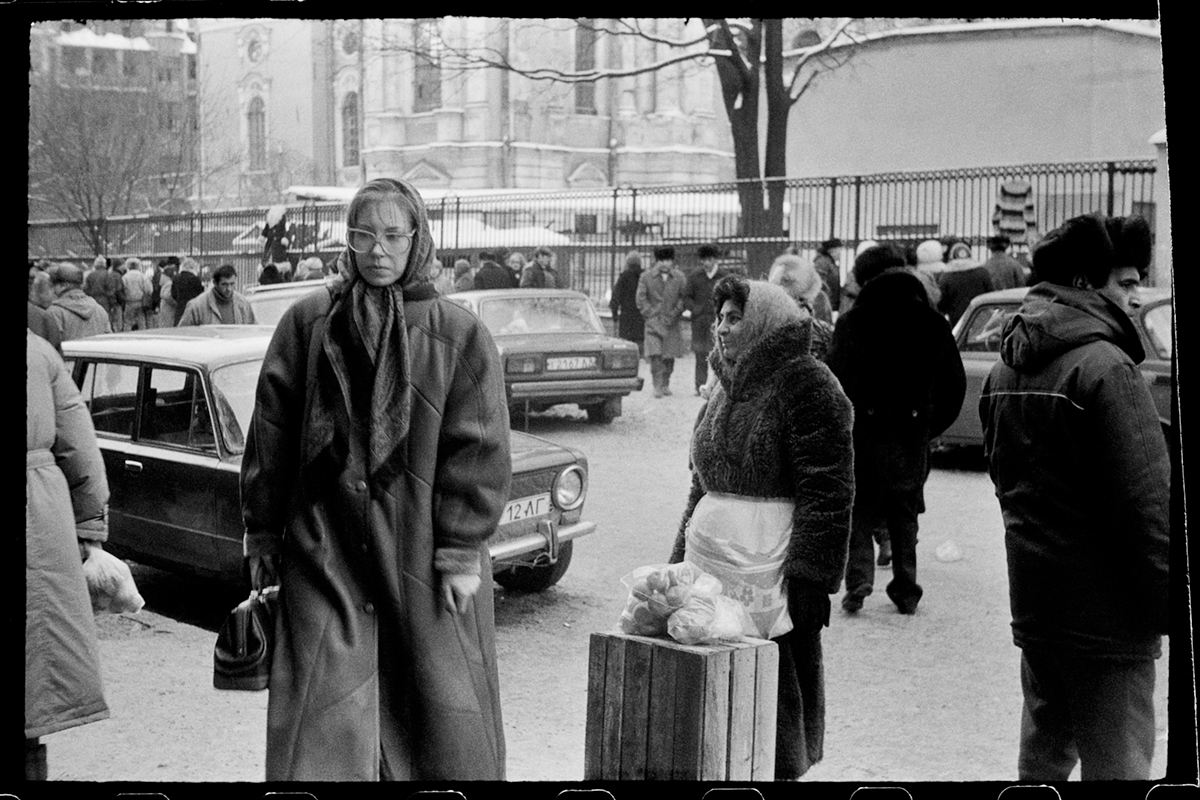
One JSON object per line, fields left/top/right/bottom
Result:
{"left": 28, "top": 159, "right": 1157, "bottom": 296}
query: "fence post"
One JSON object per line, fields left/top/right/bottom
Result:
{"left": 853, "top": 175, "right": 863, "bottom": 245}
{"left": 630, "top": 187, "right": 639, "bottom": 250}
{"left": 189, "top": 211, "right": 196, "bottom": 257}
{"left": 454, "top": 198, "right": 461, "bottom": 251}
{"left": 828, "top": 177, "right": 838, "bottom": 242}
{"left": 1106, "top": 161, "right": 1117, "bottom": 217}
{"left": 610, "top": 186, "right": 619, "bottom": 289}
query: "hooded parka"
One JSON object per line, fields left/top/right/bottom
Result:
{"left": 241, "top": 179, "right": 511, "bottom": 781}
{"left": 48, "top": 288, "right": 111, "bottom": 341}
{"left": 980, "top": 283, "right": 1169, "bottom": 658}
{"left": 26, "top": 332, "right": 110, "bottom": 739}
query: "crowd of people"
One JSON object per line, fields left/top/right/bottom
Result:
{"left": 24, "top": 183, "right": 1170, "bottom": 785}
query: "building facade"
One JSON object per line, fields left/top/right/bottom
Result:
{"left": 195, "top": 18, "right": 736, "bottom": 207}
{"left": 29, "top": 20, "right": 200, "bottom": 220}
{"left": 784, "top": 20, "right": 1165, "bottom": 176}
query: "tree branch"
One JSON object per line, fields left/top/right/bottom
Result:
{"left": 786, "top": 17, "right": 858, "bottom": 100}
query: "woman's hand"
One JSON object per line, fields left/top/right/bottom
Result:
{"left": 441, "top": 572, "right": 482, "bottom": 615}
{"left": 249, "top": 554, "right": 279, "bottom": 591}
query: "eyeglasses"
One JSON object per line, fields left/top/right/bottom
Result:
{"left": 346, "top": 227, "right": 415, "bottom": 255}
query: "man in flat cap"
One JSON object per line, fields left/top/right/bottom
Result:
{"left": 47, "top": 263, "right": 112, "bottom": 341}
{"left": 980, "top": 213, "right": 1169, "bottom": 780}
{"left": 635, "top": 246, "right": 688, "bottom": 398}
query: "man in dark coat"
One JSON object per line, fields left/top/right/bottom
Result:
{"left": 519, "top": 246, "right": 560, "bottom": 288}
{"left": 980, "top": 214, "right": 1168, "bottom": 781}
{"left": 982, "top": 234, "right": 1029, "bottom": 290}
{"left": 937, "top": 242, "right": 996, "bottom": 327}
{"left": 826, "top": 245, "right": 965, "bottom": 615}
{"left": 681, "top": 244, "right": 727, "bottom": 394}
{"left": 609, "top": 251, "right": 645, "bottom": 354}
{"left": 473, "top": 259, "right": 518, "bottom": 290}
{"left": 813, "top": 238, "right": 843, "bottom": 311}
{"left": 170, "top": 258, "right": 204, "bottom": 325}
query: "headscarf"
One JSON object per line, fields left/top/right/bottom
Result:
{"left": 715, "top": 279, "right": 806, "bottom": 367}
{"left": 767, "top": 254, "right": 823, "bottom": 308}
{"left": 310, "top": 178, "right": 438, "bottom": 482}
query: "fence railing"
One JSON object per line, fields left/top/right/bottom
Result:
{"left": 28, "top": 159, "right": 1157, "bottom": 297}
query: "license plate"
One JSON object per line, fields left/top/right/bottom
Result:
{"left": 546, "top": 356, "right": 596, "bottom": 371}
{"left": 503, "top": 493, "right": 550, "bottom": 523}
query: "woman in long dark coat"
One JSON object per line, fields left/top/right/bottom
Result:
{"left": 241, "top": 178, "right": 511, "bottom": 781}
{"left": 609, "top": 251, "right": 645, "bottom": 352}
{"left": 670, "top": 276, "right": 855, "bottom": 779}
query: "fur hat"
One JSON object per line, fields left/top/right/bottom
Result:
{"left": 947, "top": 242, "right": 973, "bottom": 262}
{"left": 853, "top": 245, "right": 905, "bottom": 286}
{"left": 819, "top": 237, "right": 843, "bottom": 253}
{"left": 768, "top": 254, "right": 823, "bottom": 307}
{"left": 654, "top": 246, "right": 676, "bottom": 262}
{"left": 916, "top": 239, "right": 943, "bottom": 265}
{"left": 697, "top": 244, "right": 721, "bottom": 260}
{"left": 987, "top": 234, "right": 1011, "bottom": 251}
{"left": 50, "top": 263, "right": 85, "bottom": 285}
{"left": 453, "top": 259, "right": 472, "bottom": 278}
{"left": 1032, "top": 213, "right": 1152, "bottom": 286}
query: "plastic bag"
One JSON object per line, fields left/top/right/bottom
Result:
{"left": 667, "top": 594, "right": 755, "bottom": 646}
{"left": 82, "top": 547, "right": 145, "bottom": 614}
{"left": 617, "top": 563, "right": 722, "bottom": 636}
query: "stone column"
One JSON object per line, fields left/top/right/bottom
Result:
{"left": 1149, "top": 128, "right": 1169, "bottom": 287}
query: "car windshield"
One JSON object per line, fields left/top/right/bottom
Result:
{"left": 479, "top": 297, "right": 604, "bottom": 336}
{"left": 209, "top": 359, "right": 263, "bottom": 454}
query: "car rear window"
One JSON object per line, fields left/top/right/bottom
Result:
{"left": 479, "top": 297, "right": 604, "bottom": 336}
{"left": 960, "top": 304, "right": 1018, "bottom": 353}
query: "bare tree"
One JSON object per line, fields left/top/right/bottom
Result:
{"left": 374, "top": 17, "right": 865, "bottom": 274}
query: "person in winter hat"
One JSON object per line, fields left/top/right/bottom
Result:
{"left": 635, "top": 246, "right": 688, "bottom": 397}
{"left": 838, "top": 240, "right": 879, "bottom": 316}
{"left": 670, "top": 275, "right": 853, "bottom": 779}
{"left": 767, "top": 253, "right": 835, "bottom": 360}
{"left": 936, "top": 242, "right": 994, "bottom": 327}
{"left": 47, "top": 264, "right": 112, "bottom": 341}
{"left": 980, "top": 213, "right": 1167, "bottom": 780}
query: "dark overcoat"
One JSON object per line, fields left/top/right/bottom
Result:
{"left": 241, "top": 280, "right": 511, "bottom": 780}
{"left": 826, "top": 270, "right": 965, "bottom": 497}
{"left": 681, "top": 266, "right": 727, "bottom": 353}
{"left": 609, "top": 265, "right": 644, "bottom": 343}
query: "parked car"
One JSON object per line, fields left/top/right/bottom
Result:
{"left": 936, "top": 286, "right": 1173, "bottom": 448}
{"left": 242, "top": 278, "right": 329, "bottom": 327}
{"left": 445, "top": 289, "right": 644, "bottom": 423}
{"left": 61, "top": 326, "right": 598, "bottom": 592}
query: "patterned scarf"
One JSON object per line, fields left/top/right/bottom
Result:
{"left": 308, "top": 178, "right": 437, "bottom": 483}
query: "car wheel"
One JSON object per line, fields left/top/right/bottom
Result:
{"left": 585, "top": 398, "right": 619, "bottom": 424}
{"left": 493, "top": 541, "right": 573, "bottom": 592}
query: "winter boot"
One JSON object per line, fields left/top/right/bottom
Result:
{"left": 649, "top": 356, "right": 664, "bottom": 398}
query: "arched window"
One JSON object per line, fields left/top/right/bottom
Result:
{"left": 342, "top": 92, "right": 359, "bottom": 167}
{"left": 247, "top": 96, "right": 265, "bottom": 170}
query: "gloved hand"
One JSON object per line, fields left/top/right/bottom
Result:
{"left": 441, "top": 572, "right": 481, "bottom": 615}
{"left": 788, "top": 580, "right": 832, "bottom": 631}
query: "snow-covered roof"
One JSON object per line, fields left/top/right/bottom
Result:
{"left": 784, "top": 18, "right": 1159, "bottom": 58}
{"left": 56, "top": 29, "right": 153, "bottom": 51}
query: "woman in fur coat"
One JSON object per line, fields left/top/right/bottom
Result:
{"left": 670, "top": 276, "right": 855, "bottom": 779}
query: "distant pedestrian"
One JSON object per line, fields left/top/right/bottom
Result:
{"left": 826, "top": 244, "right": 965, "bottom": 615}
{"left": 25, "top": 331, "right": 112, "bottom": 781}
{"left": 813, "top": 238, "right": 844, "bottom": 311}
{"left": 839, "top": 240, "right": 878, "bottom": 316}
{"left": 120, "top": 258, "right": 153, "bottom": 331}
{"left": 682, "top": 244, "right": 728, "bottom": 394}
{"left": 177, "top": 264, "right": 257, "bottom": 326}
{"left": 609, "top": 251, "right": 645, "bottom": 355}
{"left": 47, "top": 264, "right": 111, "bottom": 341}
{"left": 157, "top": 264, "right": 178, "bottom": 328}
{"left": 453, "top": 259, "right": 475, "bottom": 292}
{"left": 912, "top": 239, "right": 946, "bottom": 309}
{"left": 430, "top": 257, "right": 454, "bottom": 294}
{"left": 474, "top": 258, "right": 517, "bottom": 290}
{"left": 506, "top": 252, "right": 527, "bottom": 284}
{"left": 636, "top": 246, "right": 687, "bottom": 398}
{"left": 28, "top": 268, "right": 63, "bottom": 353}
{"left": 936, "top": 242, "right": 995, "bottom": 327}
{"left": 262, "top": 205, "right": 294, "bottom": 276}
{"left": 982, "top": 234, "right": 1029, "bottom": 291}
{"left": 768, "top": 253, "right": 835, "bottom": 361}
{"left": 171, "top": 258, "right": 204, "bottom": 325}
{"left": 980, "top": 213, "right": 1168, "bottom": 781}
{"left": 82, "top": 255, "right": 110, "bottom": 310}
{"left": 520, "top": 246, "right": 559, "bottom": 288}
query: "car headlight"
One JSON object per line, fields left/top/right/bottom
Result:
{"left": 506, "top": 355, "right": 542, "bottom": 374}
{"left": 552, "top": 465, "right": 585, "bottom": 511}
{"left": 603, "top": 350, "right": 640, "bottom": 370}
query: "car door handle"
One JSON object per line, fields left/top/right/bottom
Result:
{"left": 124, "top": 460, "right": 143, "bottom": 475}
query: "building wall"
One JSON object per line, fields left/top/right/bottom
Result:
{"left": 786, "top": 23, "right": 1165, "bottom": 177}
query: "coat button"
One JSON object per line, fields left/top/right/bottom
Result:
{"left": 912, "top": 410, "right": 918, "bottom": 417}
{"left": 363, "top": 601, "right": 375, "bottom": 614}
{"left": 354, "top": 480, "right": 367, "bottom": 492}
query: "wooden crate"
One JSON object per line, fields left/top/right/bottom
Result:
{"left": 583, "top": 631, "right": 778, "bottom": 781}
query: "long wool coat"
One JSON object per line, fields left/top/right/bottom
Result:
{"left": 670, "top": 318, "right": 855, "bottom": 778}
{"left": 826, "top": 270, "right": 965, "bottom": 499}
{"left": 635, "top": 266, "right": 687, "bottom": 358}
{"left": 609, "top": 265, "right": 645, "bottom": 343}
{"left": 26, "top": 332, "right": 110, "bottom": 739}
{"left": 241, "top": 280, "right": 512, "bottom": 781}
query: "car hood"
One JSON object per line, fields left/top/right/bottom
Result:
{"left": 496, "top": 332, "right": 633, "bottom": 352}
{"left": 510, "top": 430, "right": 583, "bottom": 472}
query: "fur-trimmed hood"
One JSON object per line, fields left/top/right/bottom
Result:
{"left": 714, "top": 320, "right": 815, "bottom": 400}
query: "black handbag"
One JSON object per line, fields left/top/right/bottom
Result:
{"left": 213, "top": 585, "right": 279, "bottom": 691}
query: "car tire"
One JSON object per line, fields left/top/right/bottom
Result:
{"left": 585, "top": 398, "right": 619, "bottom": 424}
{"left": 493, "top": 541, "right": 573, "bottom": 592}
